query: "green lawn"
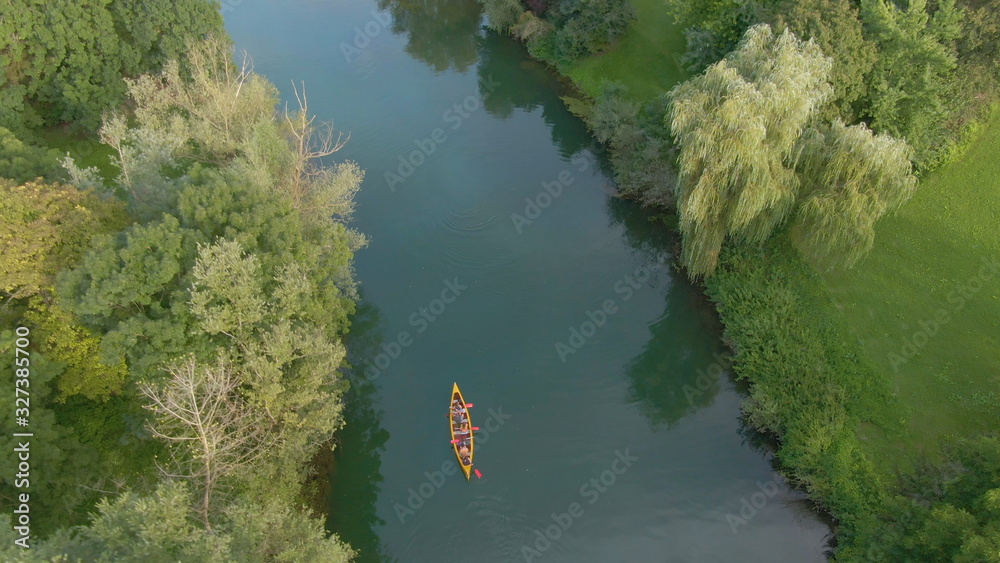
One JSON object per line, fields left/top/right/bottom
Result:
{"left": 822, "top": 112, "right": 1000, "bottom": 469}
{"left": 567, "top": 0, "right": 689, "bottom": 101}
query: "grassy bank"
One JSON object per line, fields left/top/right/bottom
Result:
{"left": 565, "top": 0, "right": 688, "bottom": 100}
{"left": 821, "top": 110, "right": 1000, "bottom": 472}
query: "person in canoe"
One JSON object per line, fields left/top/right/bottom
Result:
{"left": 458, "top": 444, "right": 471, "bottom": 466}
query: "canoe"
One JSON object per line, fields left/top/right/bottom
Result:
{"left": 449, "top": 382, "right": 474, "bottom": 481}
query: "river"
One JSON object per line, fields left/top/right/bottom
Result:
{"left": 225, "top": 1, "right": 832, "bottom": 561}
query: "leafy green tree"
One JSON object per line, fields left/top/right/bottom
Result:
{"left": 668, "top": 24, "right": 916, "bottom": 277}
{"left": 0, "top": 481, "right": 355, "bottom": 562}
{"left": 0, "top": 128, "right": 65, "bottom": 183}
{"left": 842, "top": 436, "right": 1000, "bottom": 561}
{"left": 480, "top": 0, "right": 527, "bottom": 32}
{"left": 24, "top": 300, "right": 128, "bottom": 401}
{"left": 586, "top": 83, "right": 677, "bottom": 207}
{"left": 108, "top": 0, "right": 224, "bottom": 75}
{"left": 125, "top": 37, "right": 280, "bottom": 163}
{"left": 957, "top": 0, "right": 1000, "bottom": 76}
{"left": 541, "top": 0, "right": 636, "bottom": 63}
{"left": 668, "top": 24, "right": 833, "bottom": 277}
{"left": 0, "top": 0, "right": 225, "bottom": 132}
{"left": 665, "top": 0, "right": 775, "bottom": 71}
{"left": 0, "top": 179, "right": 129, "bottom": 302}
{"left": 224, "top": 499, "right": 355, "bottom": 562}
{"left": 0, "top": 331, "right": 103, "bottom": 535}
{"left": 859, "top": 0, "right": 961, "bottom": 169}
{"left": 187, "top": 237, "right": 349, "bottom": 504}
{"left": 768, "top": 0, "right": 877, "bottom": 121}
{"left": 57, "top": 214, "right": 206, "bottom": 379}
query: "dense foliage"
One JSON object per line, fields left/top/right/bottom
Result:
{"left": 0, "top": 179, "right": 128, "bottom": 302}
{"left": 662, "top": 0, "right": 1000, "bottom": 170}
{"left": 0, "top": 481, "right": 354, "bottom": 562}
{"left": 0, "top": 34, "right": 361, "bottom": 560}
{"left": 705, "top": 240, "right": 893, "bottom": 540}
{"left": 566, "top": 84, "right": 677, "bottom": 207}
{"left": 667, "top": 25, "right": 916, "bottom": 277}
{"left": 0, "top": 0, "right": 225, "bottom": 133}
{"left": 0, "top": 128, "right": 66, "bottom": 183}
{"left": 479, "top": 0, "right": 635, "bottom": 66}
{"left": 845, "top": 436, "right": 1000, "bottom": 561}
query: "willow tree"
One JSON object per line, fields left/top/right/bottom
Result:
{"left": 792, "top": 120, "right": 916, "bottom": 269}
{"left": 668, "top": 24, "right": 833, "bottom": 278}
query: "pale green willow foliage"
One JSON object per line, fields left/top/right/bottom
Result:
{"left": 793, "top": 120, "right": 916, "bottom": 270}
{"left": 669, "top": 24, "right": 834, "bottom": 277}
{"left": 668, "top": 24, "right": 917, "bottom": 278}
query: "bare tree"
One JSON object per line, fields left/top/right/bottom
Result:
{"left": 283, "top": 81, "right": 361, "bottom": 221}
{"left": 140, "top": 355, "right": 273, "bottom": 530}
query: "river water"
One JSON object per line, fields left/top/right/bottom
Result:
{"left": 225, "top": 1, "right": 831, "bottom": 561}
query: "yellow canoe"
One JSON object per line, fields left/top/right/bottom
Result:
{"left": 449, "top": 382, "right": 474, "bottom": 481}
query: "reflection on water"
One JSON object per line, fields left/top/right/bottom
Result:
{"left": 603, "top": 199, "right": 732, "bottom": 428}
{"left": 376, "top": 0, "right": 482, "bottom": 73}
{"left": 475, "top": 30, "right": 592, "bottom": 159}
{"left": 325, "top": 298, "right": 392, "bottom": 562}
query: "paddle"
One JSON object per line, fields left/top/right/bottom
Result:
{"left": 464, "top": 403, "right": 473, "bottom": 408}
{"left": 474, "top": 469, "right": 482, "bottom": 479}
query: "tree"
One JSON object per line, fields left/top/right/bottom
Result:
{"left": 860, "top": 0, "right": 961, "bottom": 169}
{"left": 281, "top": 83, "right": 363, "bottom": 224}
{"left": 0, "top": 179, "right": 128, "bottom": 303}
{"left": 0, "top": 331, "right": 103, "bottom": 536}
{"left": 792, "top": 120, "right": 916, "bottom": 269}
{"left": 57, "top": 214, "right": 206, "bottom": 379}
{"left": 141, "top": 355, "right": 273, "bottom": 529}
{"left": 23, "top": 300, "right": 128, "bottom": 401}
{"left": 665, "top": 0, "right": 775, "bottom": 71}
{"left": 542, "top": 0, "right": 636, "bottom": 63}
{"left": 842, "top": 436, "right": 1000, "bottom": 561}
{"left": 0, "top": 128, "right": 65, "bottom": 183}
{"left": 187, "top": 239, "right": 349, "bottom": 504}
{"left": 668, "top": 24, "right": 833, "bottom": 277}
{"left": 0, "top": 481, "right": 355, "bottom": 562}
{"left": 125, "top": 36, "right": 280, "bottom": 163}
{"left": 0, "top": 0, "right": 225, "bottom": 132}
{"left": 768, "top": 0, "right": 878, "bottom": 121}
{"left": 97, "top": 112, "right": 185, "bottom": 213}
{"left": 480, "top": 0, "right": 527, "bottom": 33}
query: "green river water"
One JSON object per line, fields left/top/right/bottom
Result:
{"left": 225, "top": 2, "right": 832, "bottom": 561}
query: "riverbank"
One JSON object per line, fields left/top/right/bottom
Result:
{"left": 502, "top": 0, "right": 1000, "bottom": 557}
